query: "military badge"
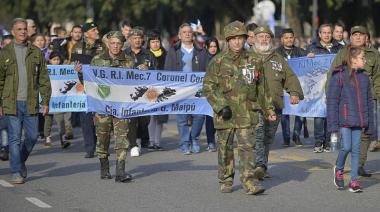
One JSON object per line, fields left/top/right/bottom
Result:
{"left": 97, "top": 84, "right": 111, "bottom": 99}
{"left": 269, "top": 60, "right": 283, "bottom": 72}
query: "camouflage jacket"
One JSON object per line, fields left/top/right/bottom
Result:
{"left": 203, "top": 48, "right": 275, "bottom": 129}
{"left": 328, "top": 46, "right": 380, "bottom": 99}
{"left": 90, "top": 51, "right": 134, "bottom": 68}
{"left": 0, "top": 42, "right": 51, "bottom": 115}
{"left": 249, "top": 50, "right": 304, "bottom": 110}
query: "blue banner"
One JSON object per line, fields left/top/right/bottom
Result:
{"left": 282, "top": 54, "right": 336, "bottom": 117}
{"left": 47, "top": 65, "right": 87, "bottom": 113}
{"left": 82, "top": 66, "right": 213, "bottom": 118}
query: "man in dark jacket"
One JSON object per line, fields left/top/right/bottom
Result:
{"left": 71, "top": 22, "right": 103, "bottom": 158}
{"left": 51, "top": 25, "right": 82, "bottom": 62}
{"left": 164, "top": 23, "right": 209, "bottom": 154}
{"left": 124, "top": 28, "right": 157, "bottom": 156}
{"left": 275, "top": 28, "right": 308, "bottom": 147}
{"left": 306, "top": 24, "right": 343, "bottom": 153}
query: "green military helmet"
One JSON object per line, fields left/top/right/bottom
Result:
{"left": 128, "top": 28, "right": 144, "bottom": 38}
{"left": 253, "top": 26, "right": 274, "bottom": 38}
{"left": 106, "top": 31, "right": 126, "bottom": 43}
{"left": 224, "top": 21, "right": 247, "bottom": 40}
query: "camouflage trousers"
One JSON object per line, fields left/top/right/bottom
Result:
{"left": 95, "top": 113, "right": 129, "bottom": 161}
{"left": 217, "top": 127, "right": 258, "bottom": 190}
{"left": 359, "top": 132, "right": 371, "bottom": 167}
{"left": 359, "top": 99, "right": 378, "bottom": 167}
{"left": 255, "top": 112, "right": 281, "bottom": 168}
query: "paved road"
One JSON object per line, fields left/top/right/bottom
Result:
{"left": 0, "top": 116, "right": 379, "bottom": 212}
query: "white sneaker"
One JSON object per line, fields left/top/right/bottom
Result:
{"left": 44, "top": 136, "right": 52, "bottom": 147}
{"left": 130, "top": 146, "right": 140, "bottom": 157}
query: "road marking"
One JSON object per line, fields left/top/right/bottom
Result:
{"left": 25, "top": 197, "right": 52, "bottom": 208}
{"left": 0, "top": 179, "right": 14, "bottom": 188}
{"left": 280, "top": 155, "right": 308, "bottom": 161}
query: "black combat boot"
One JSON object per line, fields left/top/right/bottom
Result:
{"left": 115, "top": 160, "right": 133, "bottom": 183}
{"left": 99, "top": 158, "right": 112, "bottom": 179}
{"left": 358, "top": 166, "right": 372, "bottom": 177}
{"left": 60, "top": 133, "right": 71, "bottom": 149}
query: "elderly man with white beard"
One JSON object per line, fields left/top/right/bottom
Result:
{"left": 250, "top": 26, "right": 304, "bottom": 179}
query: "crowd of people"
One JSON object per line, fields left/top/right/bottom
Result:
{"left": 0, "top": 17, "right": 380, "bottom": 195}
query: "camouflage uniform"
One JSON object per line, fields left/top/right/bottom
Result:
{"left": 203, "top": 21, "right": 275, "bottom": 194}
{"left": 251, "top": 26, "right": 304, "bottom": 172}
{"left": 91, "top": 31, "right": 135, "bottom": 182}
{"left": 328, "top": 26, "right": 380, "bottom": 171}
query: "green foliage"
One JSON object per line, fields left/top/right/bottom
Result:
{"left": 0, "top": 0, "right": 379, "bottom": 36}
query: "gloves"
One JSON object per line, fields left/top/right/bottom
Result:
{"left": 218, "top": 106, "right": 232, "bottom": 121}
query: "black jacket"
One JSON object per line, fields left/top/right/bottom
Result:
{"left": 306, "top": 40, "right": 342, "bottom": 55}
{"left": 164, "top": 42, "right": 209, "bottom": 72}
{"left": 124, "top": 47, "right": 157, "bottom": 70}
{"left": 275, "top": 46, "right": 307, "bottom": 59}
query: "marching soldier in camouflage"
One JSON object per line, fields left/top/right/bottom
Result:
{"left": 251, "top": 26, "right": 304, "bottom": 178}
{"left": 91, "top": 31, "right": 135, "bottom": 183}
{"left": 328, "top": 26, "right": 380, "bottom": 177}
{"left": 203, "top": 21, "right": 276, "bottom": 195}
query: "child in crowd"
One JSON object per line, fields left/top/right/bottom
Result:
{"left": 327, "top": 46, "right": 376, "bottom": 193}
{"left": 44, "top": 51, "right": 73, "bottom": 148}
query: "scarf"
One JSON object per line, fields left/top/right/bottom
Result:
{"left": 150, "top": 48, "right": 163, "bottom": 57}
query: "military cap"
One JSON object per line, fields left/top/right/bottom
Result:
{"left": 82, "top": 22, "right": 97, "bottom": 32}
{"left": 128, "top": 28, "right": 144, "bottom": 38}
{"left": 224, "top": 21, "right": 247, "bottom": 40}
{"left": 106, "top": 31, "right": 126, "bottom": 43}
{"left": 350, "top": 26, "right": 368, "bottom": 35}
{"left": 254, "top": 26, "right": 274, "bottom": 37}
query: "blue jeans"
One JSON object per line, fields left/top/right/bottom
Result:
{"left": 176, "top": 114, "right": 205, "bottom": 153}
{"left": 314, "top": 117, "right": 327, "bottom": 144}
{"left": 0, "top": 129, "right": 7, "bottom": 149}
{"left": 336, "top": 127, "right": 362, "bottom": 180}
{"left": 281, "top": 115, "right": 304, "bottom": 141}
{"left": 205, "top": 115, "right": 216, "bottom": 147}
{"left": 6, "top": 101, "right": 39, "bottom": 176}
{"left": 0, "top": 116, "right": 8, "bottom": 149}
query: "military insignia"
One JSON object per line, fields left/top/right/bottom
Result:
{"left": 270, "top": 60, "right": 283, "bottom": 72}
{"left": 5, "top": 59, "right": 10, "bottom": 63}
{"left": 97, "top": 84, "right": 111, "bottom": 99}
{"left": 145, "top": 87, "right": 159, "bottom": 102}
{"left": 241, "top": 64, "right": 256, "bottom": 84}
